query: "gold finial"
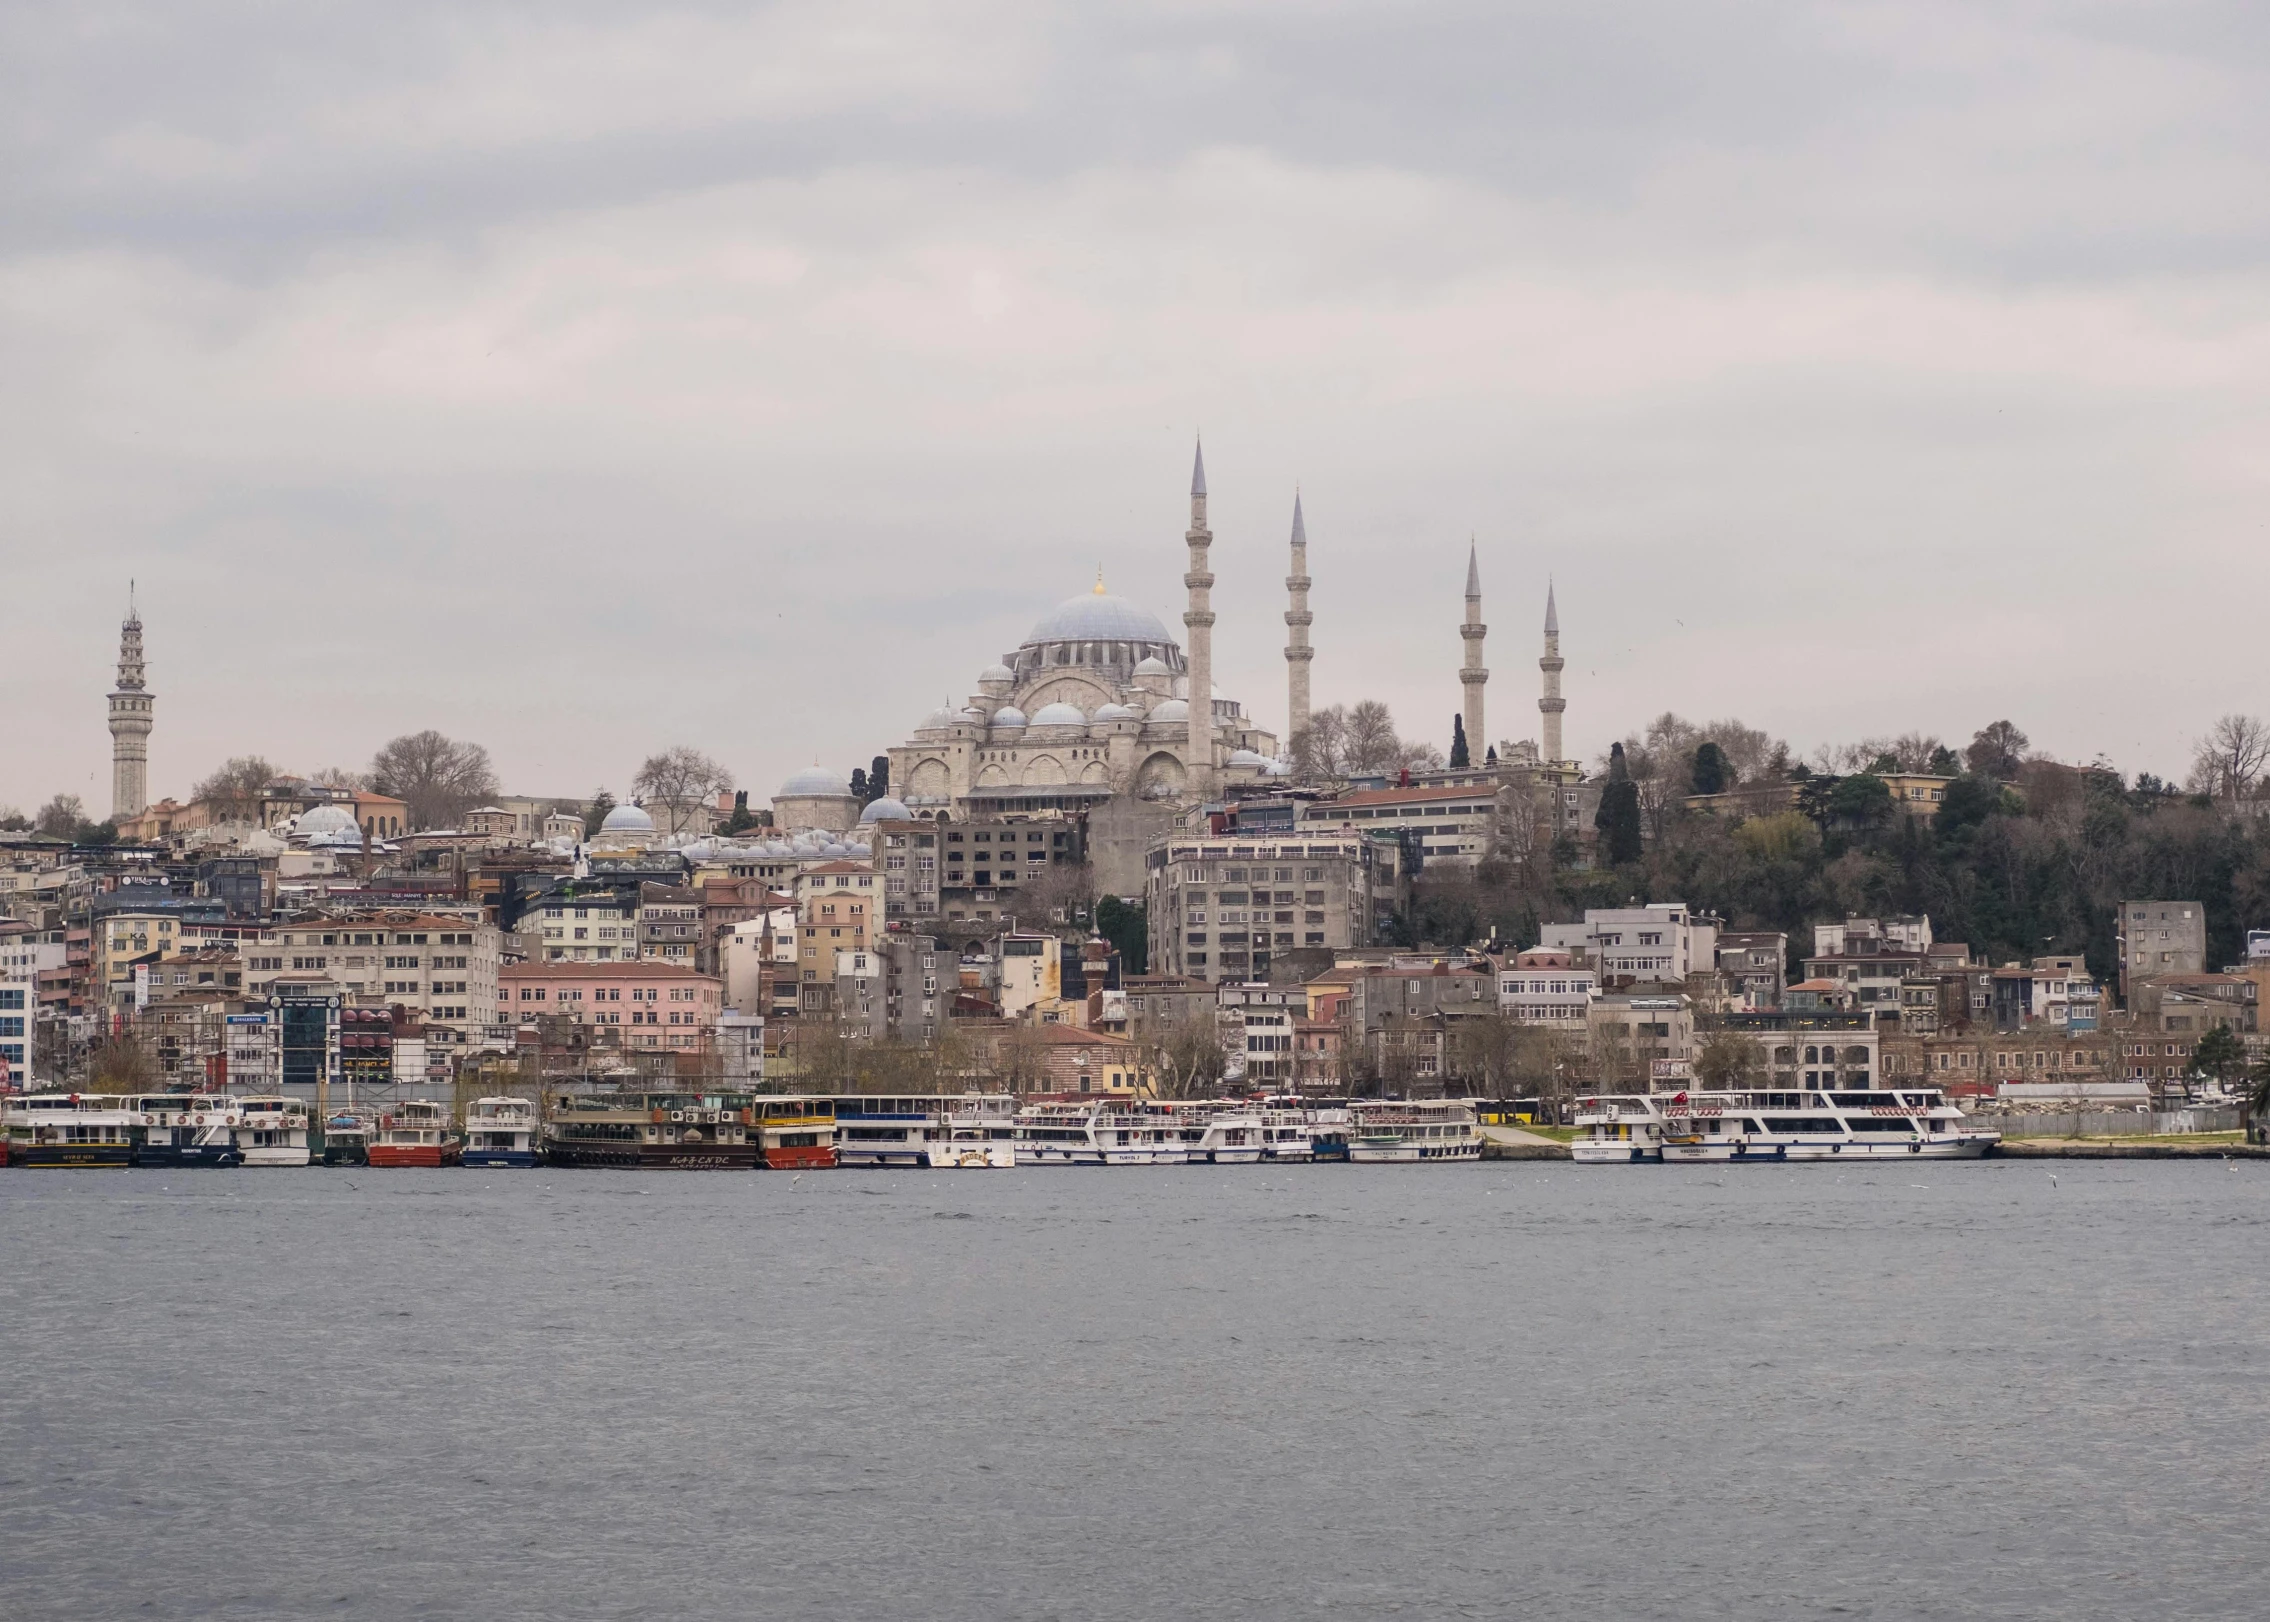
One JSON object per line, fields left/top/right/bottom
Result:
{"left": 1094, "top": 566, "right": 1107, "bottom": 595}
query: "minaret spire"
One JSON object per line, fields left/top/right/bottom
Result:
{"left": 1459, "top": 538, "right": 1487, "bottom": 765}
{"left": 1182, "top": 440, "right": 1216, "bottom": 800}
{"left": 108, "top": 594, "right": 154, "bottom": 822}
{"left": 1539, "top": 577, "right": 1566, "bottom": 766}
{"left": 1284, "top": 492, "right": 1313, "bottom": 747}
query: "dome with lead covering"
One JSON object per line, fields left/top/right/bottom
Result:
{"left": 1227, "top": 749, "right": 1267, "bottom": 767}
{"left": 1030, "top": 702, "right": 1087, "bottom": 728}
{"left": 292, "top": 804, "right": 358, "bottom": 839}
{"left": 779, "top": 765, "right": 850, "bottom": 798}
{"left": 600, "top": 802, "right": 656, "bottom": 833}
{"left": 992, "top": 706, "right": 1028, "bottom": 729}
{"left": 1148, "top": 698, "right": 1190, "bottom": 723}
{"left": 1133, "top": 656, "right": 1173, "bottom": 677}
{"left": 1093, "top": 703, "right": 1137, "bottom": 722}
{"left": 1023, "top": 592, "right": 1174, "bottom": 647}
{"left": 859, "top": 797, "right": 913, "bottom": 823}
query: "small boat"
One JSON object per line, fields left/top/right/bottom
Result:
{"left": 232, "top": 1095, "right": 313, "bottom": 1167}
{"left": 367, "top": 1099, "right": 461, "bottom": 1167}
{"left": 1571, "top": 1094, "right": 1669, "bottom": 1164}
{"left": 461, "top": 1096, "right": 540, "bottom": 1168}
{"left": 322, "top": 1112, "right": 372, "bottom": 1166}
{"left": 2, "top": 1093, "right": 140, "bottom": 1168}
{"left": 1347, "top": 1100, "right": 1482, "bottom": 1163}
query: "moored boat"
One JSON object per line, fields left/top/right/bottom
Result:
{"left": 322, "top": 1111, "right": 372, "bottom": 1166}
{"left": 368, "top": 1099, "right": 461, "bottom": 1167}
{"left": 461, "top": 1096, "right": 540, "bottom": 1168}
{"left": 2, "top": 1093, "right": 140, "bottom": 1167}
{"left": 1011, "top": 1101, "right": 1106, "bottom": 1165}
{"left": 836, "top": 1093, "right": 1016, "bottom": 1168}
{"left": 753, "top": 1095, "right": 837, "bottom": 1169}
{"left": 1658, "top": 1085, "right": 1999, "bottom": 1162}
{"left": 926, "top": 1121, "right": 1017, "bottom": 1168}
{"left": 1347, "top": 1099, "right": 1482, "bottom": 1163}
{"left": 1191, "top": 1107, "right": 1266, "bottom": 1163}
{"left": 1092, "top": 1106, "right": 1191, "bottom": 1165}
{"left": 1571, "top": 1094, "right": 1669, "bottom": 1164}
{"left": 128, "top": 1093, "right": 245, "bottom": 1167}
{"left": 232, "top": 1095, "right": 314, "bottom": 1167}
{"left": 544, "top": 1090, "right": 759, "bottom": 1169}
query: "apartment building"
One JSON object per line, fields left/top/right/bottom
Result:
{"left": 241, "top": 912, "right": 499, "bottom": 1050}
{"left": 867, "top": 813, "right": 1086, "bottom": 942}
{"left": 1497, "top": 947, "right": 1596, "bottom": 1027}
{"left": 2117, "top": 900, "right": 2206, "bottom": 1000}
{"left": 498, "top": 961, "right": 722, "bottom": 1053}
{"left": 1144, "top": 832, "right": 1376, "bottom": 985}
{"left": 1540, "top": 904, "right": 1717, "bottom": 987}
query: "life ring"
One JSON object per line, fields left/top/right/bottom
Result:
{"left": 194, "top": 1113, "right": 206, "bottom": 1125}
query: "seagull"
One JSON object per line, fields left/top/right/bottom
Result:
{"left": 2048, "top": 1173, "right": 2057, "bottom": 1188}
{"left": 790, "top": 1173, "right": 802, "bottom": 1185}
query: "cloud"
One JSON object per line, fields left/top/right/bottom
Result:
{"left": 4, "top": 1, "right": 2269, "bottom": 812}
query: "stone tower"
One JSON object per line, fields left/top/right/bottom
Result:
{"left": 1459, "top": 540, "right": 1487, "bottom": 761}
{"left": 1183, "top": 442, "right": 1216, "bottom": 800}
{"left": 108, "top": 592, "right": 153, "bottom": 821}
{"left": 1539, "top": 580, "right": 1566, "bottom": 765}
{"left": 1283, "top": 492, "right": 1312, "bottom": 747}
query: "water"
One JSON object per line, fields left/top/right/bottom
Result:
{"left": 4, "top": 1161, "right": 2267, "bottom": 1620}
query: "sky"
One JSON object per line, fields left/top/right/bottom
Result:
{"left": 5, "top": 1, "right": 2268, "bottom": 816}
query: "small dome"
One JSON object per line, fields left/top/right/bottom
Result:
{"left": 292, "top": 804, "right": 358, "bottom": 838}
{"left": 859, "top": 796, "right": 913, "bottom": 824}
{"left": 919, "top": 706, "right": 958, "bottom": 732}
{"left": 1030, "top": 702, "right": 1087, "bottom": 728}
{"left": 600, "top": 802, "right": 656, "bottom": 833}
{"left": 1093, "top": 703, "right": 1136, "bottom": 722}
{"left": 1149, "top": 698, "right": 1190, "bottom": 722}
{"left": 979, "top": 664, "right": 1014, "bottom": 685}
{"left": 1227, "top": 748, "right": 1267, "bottom": 768}
{"left": 779, "top": 765, "right": 849, "bottom": 797}
{"left": 992, "top": 706, "right": 1028, "bottom": 729}
{"left": 1133, "top": 655, "right": 1173, "bottom": 677}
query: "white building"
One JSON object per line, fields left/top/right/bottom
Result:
{"left": 1539, "top": 904, "right": 1716, "bottom": 986}
{"left": 1496, "top": 949, "right": 1597, "bottom": 1026}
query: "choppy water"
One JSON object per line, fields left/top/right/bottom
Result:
{"left": 4, "top": 1161, "right": 2267, "bottom": 1620}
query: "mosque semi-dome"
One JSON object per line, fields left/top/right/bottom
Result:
{"left": 779, "top": 765, "right": 850, "bottom": 797}
{"left": 600, "top": 802, "right": 656, "bottom": 833}
{"left": 992, "top": 706, "right": 1028, "bottom": 728}
{"left": 1148, "top": 697, "right": 1190, "bottom": 723}
{"left": 1029, "top": 702, "right": 1087, "bottom": 728}
{"left": 1093, "top": 702, "right": 1137, "bottom": 722}
{"left": 1132, "top": 655, "right": 1173, "bottom": 677}
{"left": 858, "top": 796, "right": 913, "bottom": 824}
{"left": 979, "top": 663, "right": 1014, "bottom": 685}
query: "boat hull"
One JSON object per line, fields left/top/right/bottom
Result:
{"left": 926, "top": 1144, "right": 1016, "bottom": 1168}
{"left": 460, "top": 1148, "right": 540, "bottom": 1168}
{"left": 238, "top": 1146, "right": 312, "bottom": 1167}
{"left": 1572, "top": 1142, "right": 1661, "bottom": 1164}
{"left": 134, "top": 1141, "right": 245, "bottom": 1168}
{"left": 545, "top": 1140, "right": 762, "bottom": 1170}
{"left": 9, "top": 1144, "right": 134, "bottom": 1168}
{"left": 1662, "top": 1137, "right": 1996, "bottom": 1163}
{"left": 759, "top": 1144, "right": 835, "bottom": 1170}
{"left": 1013, "top": 1145, "right": 1105, "bottom": 1166}
{"left": 367, "top": 1144, "right": 462, "bottom": 1168}
{"left": 1348, "top": 1141, "right": 1482, "bottom": 1163}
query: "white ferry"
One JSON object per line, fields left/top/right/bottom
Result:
{"left": 1571, "top": 1094, "right": 1670, "bottom": 1164}
{"left": 927, "top": 1122, "right": 1017, "bottom": 1168}
{"left": 2, "top": 1093, "right": 143, "bottom": 1168}
{"left": 836, "top": 1094, "right": 1017, "bottom": 1168}
{"left": 1011, "top": 1102, "right": 1107, "bottom": 1165}
{"left": 1191, "top": 1107, "right": 1266, "bottom": 1163}
{"left": 1347, "top": 1099, "right": 1482, "bottom": 1163}
{"left": 1658, "top": 1086, "right": 2000, "bottom": 1162}
{"left": 232, "top": 1096, "right": 313, "bottom": 1167}
{"left": 1259, "top": 1102, "right": 1351, "bottom": 1162}
{"left": 461, "top": 1096, "right": 540, "bottom": 1168}
{"left": 1093, "top": 1107, "right": 1195, "bottom": 1165}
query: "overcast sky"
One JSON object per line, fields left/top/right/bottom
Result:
{"left": 6, "top": 1, "right": 2268, "bottom": 815}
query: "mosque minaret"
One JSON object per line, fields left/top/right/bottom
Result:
{"left": 1283, "top": 492, "right": 1312, "bottom": 744}
{"left": 1539, "top": 579, "right": 1566, "bottom": 765}
{"left": 1459, "top": 540, "right": 1487, "bottom": 758}
{"left": 107, "top": 592, "right": 153, "bottom": 822}
{"left": 1183, "top": 442, "right": 1217, "bottom": 800}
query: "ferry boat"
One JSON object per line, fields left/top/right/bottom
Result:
{"left": 1347, "top": 1099, "right": 1483, "bottom": 1163}
{"left": 753, "top": 1095, "right": 837, "bottom": 1169}
{"left": 1571, "top": 1094, "right": 1670, "bottom": 1164}
{"left": 128, "top": 1093, "right": 245, "bottom": 1167}
{"left": 835, "top": 1093, "right": 1016, "bottom": 1168}
{"left": 1658, "top": 1085, "right": 2000, "bottom": 1162}
{"left": 1191, "top": 1107, "right": 1266, "bottom": 1163}
{"left": 2, "top": 1093, "right": 141, "bottom": 1167}
{"left": 232, "top": 1096, "right": 313, "bottom": 1167}
{"left": 1259, "top": 1102, "right": 1351, "bottom": 1162}
{"left": 322, "top": 1112, "right": 372, "bottom": 1166}
{"left": 544, "top": 1091, "right": 759, "bottom": 1169}
{"left": 461, "top": 1096, "right": 540, "bottom": 1168}
{"left": 927, "top": 1121, "right": 1017, "bottom": 1168}
{"left": 1093, "top": 1106, "right": 1192, "bottom": 1165}
{"left": 1011, "top": 1101, "right": 1107, "bottom": 1165}
{"left": 367, "top": 1099, "right": 461, "bottom": 1167}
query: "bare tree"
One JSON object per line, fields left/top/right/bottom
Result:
{"left": 994, "top": 1023, "right": 1053, "bottom": 1096}
{"left": 1135, "top": 1014, "right": 1227, "bottom": 1099}
{"left": 369, "top": 731, "right": 500, "bottom": 830}
{"left": 632, "top": 746, "right": 735, "bottom": 836}
{"left": 2187, "top": 714, "right": 2270, "bottom": 803}
{"left": 1694, "top": 1030, "right": 1761, "bottom": 1090}
{"left": 87, "top": 1031, "right": 160, "bottom": 1094}
{"left": 310, "top": 764, "right": 369, "bottom": 791}
{"left": 1289, "top": 707, "right": 1352, "bottom": 781}
{"left": 1449, "top": 1013, "right": 1522, "bottom": 1097}
{"left": 1964, "top": 720, "right": 2030, "bottom": 781}
{"left": 34, "top": 795, "right": 87, "bottom": 839}
{"left": 1012, "top": 860, "right": 1096, "bottom": 932}
{"left": 1344, "top": 701, "right": 1402, "bottom": 775}
{"left": 1889, "top": 732, "right": 1946, "bottom": 774}
{"left": 190, "top": 756, "right": 277, "bottom": 823}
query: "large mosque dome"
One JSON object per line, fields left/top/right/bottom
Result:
{"left": 1023, "top": 590, "right": 1174, "bottom": 648}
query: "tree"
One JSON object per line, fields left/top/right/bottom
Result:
{"left": 632, "top": 746, "right": 733, "bottom": 836}
{"left": 310, "top": 765, "right": 368, "bottom": 790}
{"left": 0, "top": 807, "right": 26, "bottom": 832}
{"left": 723, "top": 791, "right": 761, "bottom": 834}
{"left": 1595, "top": 744, "right": 1643, "bottom": 865}
{"left": 1449, "top": 1013, "right": 1520, "bottom": 1096}
{"left": 583, "top": 788, "right": 615, "bottom": 838}
{"left": 2191, "top": 1023, "right": 2245, "bottom": 1089}
{"left": 1694, "top": 1031, "right": 1760, "bottom": 1090}
{"left": 868, "top": 756, "right": 890, "bottom": 801}
{"left": 87, "top": 1031, "right": 159, "bottom": 1094}
{"left": 1345, "top": 701, "right": 1401, "bottom": 774}
{"left": 1137, "top": 1015, "right": 1227, "bottom": 1099}
{"left": 2245, "top": 1055, "right": 2270, "bottom": 1143}
{"left": 2187, "top": 714, "right": 2270, "bottom": 803}
{"left": 1828, "top": 772, "right": 1893, "bottom": 827}
{"left": 1013, "top": 860, "right": 1096, "bottom": 931}
{"left": 1928, "top": 745, "right": 1961, "bottom": 776}
{"left": 1965, "top": 720, "right": 2030, "bottom": 781}
{"left": 1096, "top": 895, "right": 1148, "bottom": 975}
{"left": 370, "top": 731, "right": 500, "bottom": 830}
{"left": 1691, "top": 741, "right": 1731, "bottom": 795}
{"left": 1449, "top": 714, "right": 1470, "bottom": 769}
{"left": 34, "top": 795, "right": 85, "bottom": 839}
{"left": 191, "top": 756, "right": 278, "bottom": 823}
{"left": 849, "top": 767, "right": 868, "bottom": 802}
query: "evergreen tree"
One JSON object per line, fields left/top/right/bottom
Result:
{"left": 1096, "top": 895, "right": 1148, "bottom": 975}
{"left": 1691, "top": 741, "right": 1730, "bottom": 795}
{"left": 870, "top": 756, "right": 890, "bottom": 801}
{"left": 1595, "top": 743, "right": 1643, "bottom": 864}
{"left": 850, "top": 767, "right": 868, "bottom": 802}
{"left": 1449, "top": 715, "right": 1470, "bottom": 769}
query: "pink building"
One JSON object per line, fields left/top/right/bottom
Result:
{"left": 499, "top": 961, "right": 722, "bottom": 1052}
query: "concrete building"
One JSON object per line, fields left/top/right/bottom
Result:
{"left": 498, "top": 960, "right": 721, "bottom": 1053}
{"left": 1719, "top": 1011, "right": 1881, "bottom": 1091}
{"left": 2118, "top": 900, "right": 2206, "bottom": 1000}
{"left": 1587, "top": 992, "right": 1697, "bottom": 1087}
{"left": 866, "top": 811, "right": 1086, "bottom": 948}
{"left": 1144, "top": 832, "right": 1376, "bottom": 985}
{"left": 1297, "top": 783, "right": 1502, "bottom": 865}
{"left": 636, "top": 883, "right": 704, "bottom": 964}
{"left": 1497, "top": 947, "right": 1596, "bottom": 1027}
{"left": 1715, "top": 930, "right": 1787, "bottom": 1009}
{"left": 1540, "top": 904, "right": 1718, "bottom": 988}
